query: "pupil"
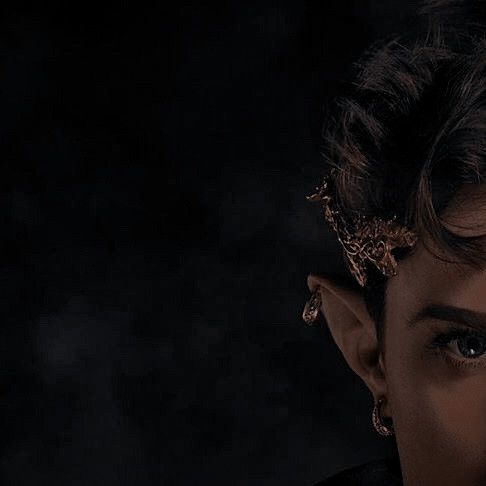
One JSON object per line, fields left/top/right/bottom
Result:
{"left": 458, "top": 336, "right": 486, "bottom": 358}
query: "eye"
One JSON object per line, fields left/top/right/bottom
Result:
{"left": 454, "top": 335, "right": 486, "bottom": 358}
{"left": 429, "top": 327, "right": 486, "bottom": 369}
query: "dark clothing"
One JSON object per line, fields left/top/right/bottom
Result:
{"left": 313, "top": 456, "right": 403, "bottom": 486}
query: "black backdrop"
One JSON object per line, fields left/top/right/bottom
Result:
{"left": 0, "top": 3, "right": 420, "bottom": 485}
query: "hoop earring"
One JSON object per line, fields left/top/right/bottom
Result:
{"left": 372, "top": 397, "right": 394, "bottom": 437}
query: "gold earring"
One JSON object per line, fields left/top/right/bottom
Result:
{"left": 372, "top": 397, "right": 394, "bottom": 437}
{"left": 302, "top": 287, "right": 322, "bottom": 326}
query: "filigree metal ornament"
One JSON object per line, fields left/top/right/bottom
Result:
{"left": 306, "top": 173, "right": 419, "bottom": 287}
{"left": 302, "top": 288, "right": 322, "bottom": 326}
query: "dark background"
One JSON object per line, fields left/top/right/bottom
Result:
{"left": 0, "top": 3, "right": 420, "bottom": 485}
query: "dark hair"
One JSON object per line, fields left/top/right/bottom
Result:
{"left": 320, "top": 0, "right": 486, "bottom": 344}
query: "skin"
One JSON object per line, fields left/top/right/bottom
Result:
{"left": 307, "top": 184, "right": 486, "bottom": 486}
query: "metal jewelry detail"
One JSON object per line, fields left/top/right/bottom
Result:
{"left": 372, "top": 397, "right": 394, "bottom": 437}
{"left": 302, "top": 287, "right": 322, "bottom": 326}
{"left": 306, "top": 172, "right": 419, "bottom": 287}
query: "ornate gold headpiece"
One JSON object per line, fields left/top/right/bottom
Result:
{"left": 306, "top": 171, "right": 419, "bottom": 287}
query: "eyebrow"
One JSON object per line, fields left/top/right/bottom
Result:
{"left": 407, "top": 304, "right": 486, "bottom": 331}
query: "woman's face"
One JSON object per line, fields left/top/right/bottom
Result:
{"left": 385, "top": 186, "right": 486, "bottom": 485}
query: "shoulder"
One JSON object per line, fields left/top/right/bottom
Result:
{"left": 311, "top": 456, "right": 403, "bottom": 486}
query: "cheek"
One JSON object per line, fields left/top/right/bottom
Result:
{"left": 385, "top": 334, "right": 486, "bottom": 479}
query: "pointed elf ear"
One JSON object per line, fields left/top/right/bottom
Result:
{"left": 307, "top": 274, "right": 388, "bottom": 401}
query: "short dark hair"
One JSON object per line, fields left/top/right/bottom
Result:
{"left": 320, "top": 0, "right": 486, "bottom": 343}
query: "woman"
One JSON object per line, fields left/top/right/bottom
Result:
{"left": 303, "top": 1, "right": 486, "bottom": 485}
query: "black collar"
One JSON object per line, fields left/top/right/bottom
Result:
{"left": 312, "top": 456, "right": 403, "bottom": 486}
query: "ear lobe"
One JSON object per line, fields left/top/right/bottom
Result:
{"left": 307, "top": 274, "right": 387, "bottom": 400}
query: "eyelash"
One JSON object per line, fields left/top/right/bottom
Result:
{"left": 427, "top": 325, "right": 486, "bottom": 371}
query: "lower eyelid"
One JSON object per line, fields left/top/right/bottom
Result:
{"left": 440, "top": 347, "right": 486, "bottom": 371}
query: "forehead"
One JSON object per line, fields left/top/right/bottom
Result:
{"left": 440, "top": 183, "right": 486, "bottom": 237}
{"left": 386, "top": 184, "right": 486, "bottom": 317}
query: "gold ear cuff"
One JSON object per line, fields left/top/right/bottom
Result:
{"left": 305, "top": 170, "right": 418, "bottom": 288}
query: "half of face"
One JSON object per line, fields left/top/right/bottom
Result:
{"left": 310, "top": 183, "right": 486, "bottom": 485}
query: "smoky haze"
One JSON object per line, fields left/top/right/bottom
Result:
{"left": 0, "top": 3, "right": 417, "bottom": 485}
